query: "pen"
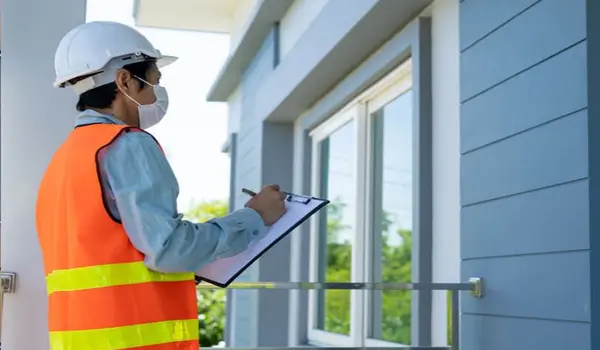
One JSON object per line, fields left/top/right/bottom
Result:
{"left": 242, "top": 187, "right": 292, "bottom": 197}
{"left": 242, "top": 188, "right": 312, "bottom": 204}
{"left": 241, "top": 188, "right": 257, "bottom": 196}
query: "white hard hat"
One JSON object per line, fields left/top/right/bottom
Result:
{"left": 53, "top": 21, "right": 177, "bottom": 94}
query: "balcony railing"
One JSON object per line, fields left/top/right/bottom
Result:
{"left": 196, "top": 278, "right": 484, "bottom": 350}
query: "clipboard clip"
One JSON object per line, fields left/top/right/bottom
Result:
{"left": 286, "top": 194, "right": 311, "bottom": 204}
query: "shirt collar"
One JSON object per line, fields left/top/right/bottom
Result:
{"left": 75, "top": 109, "right": 127, "bottom": 127}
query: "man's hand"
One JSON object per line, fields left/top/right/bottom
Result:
{"left": 245, "top": 184, "right": 287, "bottom": 226}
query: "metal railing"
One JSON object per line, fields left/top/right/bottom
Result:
{"left": 196, "top": 277, "right": 484, "bottom": 350}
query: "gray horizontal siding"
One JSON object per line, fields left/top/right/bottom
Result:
{"left": 461, "top": 41, "right": 587, "bottom": 153}
{"left": 459, "top": 0, "right": 539, "bottom": 51}
{"left": 461, "top": 314, "right": 590, "bottom": 350}
{"left": 459, "top": 0, "right": 590, "bottom": 349}
{"left": 461, "top": 109, "right": 589, "bottom": 205}
{"left": 462, "top": 251, "right": 590, "bottom": 322}
{"left": 461, "top": 179, "right": 589, "bottom": 259}
{"left": 460, "top": 0, "right": 586, "bottom": 102}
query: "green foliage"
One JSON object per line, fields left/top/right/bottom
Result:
{"left": 186, "top": 200, "right": 228, "bottom": 347}
{"left": 196, "top": 288, "right": 226, "bottom": 346}
{"left": 380, "top": 228, "right": 412, "bottom": 343}
{"left": 185, "top": 200, "right": 229, "bottom": 223}
{"left": 320, "top": 200, "right": 412, "bottom": 343}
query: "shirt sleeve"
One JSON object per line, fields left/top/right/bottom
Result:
{"left": 98, "top": 129, "right": 268, "bottom": 273}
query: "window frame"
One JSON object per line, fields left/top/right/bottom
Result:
{"left": 287, "top": 16, "right": 434, "bottom": 347}
{"left": 306, "top": 57, "right": 431, "bottom": 347}
{"left": 363, "top": 63, "right": 414, "bottom": 348}
{"left": 307, "top": 104, "right": 362, "bottom": 347}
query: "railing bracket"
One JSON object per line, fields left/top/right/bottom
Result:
{"left": 1, "top": 271, "right": 17, "bottom": 294}
{"left": 469, "top": 277, "right": 483, "bottom": 298}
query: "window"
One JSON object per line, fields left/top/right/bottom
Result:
{"left": 315, "top": 120, "right": 355, "bottom": 336}
{"left": 308, "top": 59, "right": 425, "bottom": 347}
{"left": 308, "top": 106, "right": 361, "bottom": 346}
{"left": 368, "top": 90, "right": 413, "bottom": 345}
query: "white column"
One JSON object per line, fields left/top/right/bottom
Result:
{"left": 430, "top": 0, "right": 461, "bottom": 346}
{"left": 1, "top": 0, "right": 86, "bottom": 349}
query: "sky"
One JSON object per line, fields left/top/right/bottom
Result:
{"left": 86, "top": 0, "right": 232, "bottom": 212}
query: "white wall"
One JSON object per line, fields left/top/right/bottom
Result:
{"left": 428, "top": 0, "right": 461, "bottom": 346}
{"left": 279, "top": 0, "right": 329, "bottom": 60}
{"left": 1, "top": 1, "right": 86, "bottom": 349}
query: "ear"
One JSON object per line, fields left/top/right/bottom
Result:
{"left": 115, "top": 69, "right": 135, "bottom": 94}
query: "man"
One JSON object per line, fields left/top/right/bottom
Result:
{"left": 36, "top": 21, "right": 286, "bottom": 350}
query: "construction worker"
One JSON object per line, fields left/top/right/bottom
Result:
{"left": 35, "top": 21, "right": 286, "bottom": 350}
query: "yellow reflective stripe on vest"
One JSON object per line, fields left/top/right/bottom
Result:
{"left": 49, "top": 319, "right": 198, "bottom": 350}
{"left": 46, "top": 261, "right": 194, "bottom": 295}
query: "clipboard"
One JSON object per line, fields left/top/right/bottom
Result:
{"left": 194, "top": 193, "right": 330, "bottom": 288}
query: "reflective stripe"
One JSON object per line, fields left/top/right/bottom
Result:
{"left": 46, "top": 261, "right": 194, "bottom": 295}
{"left": 49, "top": 319, "right": 198, "bottom": 350}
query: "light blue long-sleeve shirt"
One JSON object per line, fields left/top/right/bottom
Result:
{"left": 75, "top": 109, "right": 267, "bottom": 273}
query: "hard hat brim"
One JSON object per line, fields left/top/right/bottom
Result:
{"left": 53, "top": 54, "right": 179, "bottom": 88}
{"left": 157, "top": 55, "right": 178, "bottom": 68}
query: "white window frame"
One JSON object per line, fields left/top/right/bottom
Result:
{"left": 307, "top": 103, "right": 362, "bottom": 347}
{"left": 307, "top": 59, "right": 417, "bottom": 347}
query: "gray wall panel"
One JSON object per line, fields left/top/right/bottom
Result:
{"left": 461, "top": 314, "right": 591, "bottom": 350}
{"left": 460, "top": 0, "right": 586, "bottom": 101}
{"left": 459, "top": 0, "right": 539, "bottom": 51}
{"left": 461, "top": 41, "right": 587, "bottom": 153}
{"left": 462, "top": 251, "right": 590, "bottom": 322}
{"left": 461, "top": 110, "right": 588, "bottom": 205}
{"left": 459, "top": 0, "right": 591, "bottom": 348}
{"left": 461, "top": 179, "right": 589, "bottom": 259}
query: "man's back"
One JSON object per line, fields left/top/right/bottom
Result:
{"left": 36, "top": 124, "right": 199, "bottom": 350}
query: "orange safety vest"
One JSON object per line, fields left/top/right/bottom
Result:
{"left": 36, "top": 124, "right": 199, "bottom": 350}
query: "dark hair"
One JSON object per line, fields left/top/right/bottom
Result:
{"left": 72, "top": 61, "right": 153, "bottom": 112}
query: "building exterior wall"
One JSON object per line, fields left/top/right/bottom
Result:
{"left": 225, "top": 0, "right": 459, "bottom": 347}
{"left": 459, "top": 0, "right": 590, "bottom": 349}
{"left": 278, "top": 0, "right": 330, "bottom": 60}
{"left": 227, "top": 28, "right": 270, "bottom": 346}
{"left": 227, "top": 24, "right": 294, "bottom": 348}
{"left": 224, "top": 0, "right": 594, "bottom": 348}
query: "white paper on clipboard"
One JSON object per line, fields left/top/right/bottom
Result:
{"left": 195, "top": 194, "right": 329, "bottom": 287}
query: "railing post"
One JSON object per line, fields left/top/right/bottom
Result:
{"left": 451, "top": 290, "right": 460, "bottom": 350}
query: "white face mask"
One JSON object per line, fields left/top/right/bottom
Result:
{"left": 123, "top": 76, "right": 169, "bottom": 130}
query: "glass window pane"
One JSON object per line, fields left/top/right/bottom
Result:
{"left": 369, "top": 90, "right": 413, "bottom": 344}
{"left": 315, "top": 120, "right": 355, "bottom": 336}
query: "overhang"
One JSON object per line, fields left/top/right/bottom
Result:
{"left": 133, "top": 0, "right": 239, "bottom": 33}
{"left": 206, "top": 0, "right": 294, "bottom": 102}
{"left": 256, "top": 0, "right": 432, "bottom": 123}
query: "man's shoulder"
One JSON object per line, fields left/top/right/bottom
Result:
{"left": 103, "top": 127, "right": 164, "bottom": 157}
{"left": 117, "top": 127, "right": 160, "bottom": 145}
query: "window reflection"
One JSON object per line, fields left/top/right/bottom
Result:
{"left": 370, "top": 90, "right": 413, "bottom": 344}
{"left": 316, "top": 120, "right": 355, "bottom": 335}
